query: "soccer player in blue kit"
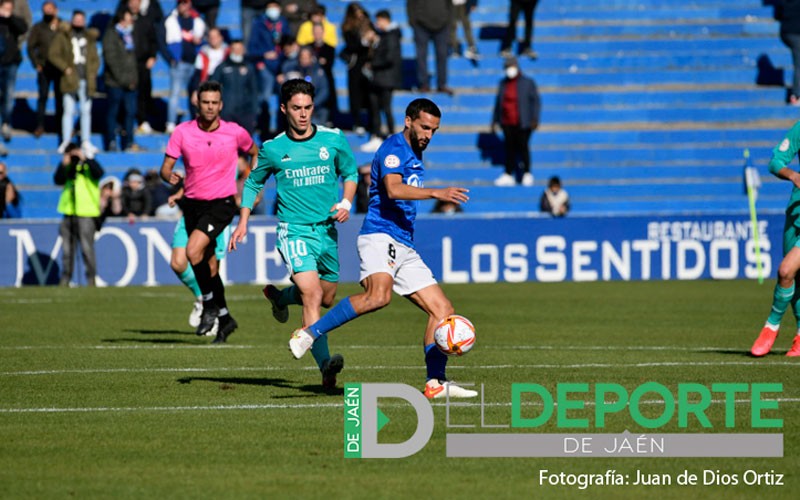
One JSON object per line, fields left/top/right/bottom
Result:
{"left": 286, "top": 98, "right": 476, "bottom": 398}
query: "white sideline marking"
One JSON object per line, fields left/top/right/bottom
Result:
{"left": 0, "top": 360, "right": 795, "bottom": 377}
{"left": 0, "top": 344, "right": 746, "bottom": 351}
{"left": 1, "top": 398, "right": 799, "bottom": 414}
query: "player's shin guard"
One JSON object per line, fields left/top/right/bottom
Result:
{"left": 178, "top": 267, "right": 202, "bottom": 297}
{"left": 767, "top": 283, "right": 795, "bottom": 326}
{"left": 310, "top": 334, "right": 331, "bottom": 370}
{"left": 308, "top": 297, "right": 357, "bottom": 338}
{"left": 210, "top": 274, "right": 228, "bottom": 312}
{"left": 424, "top": 343, "right": 448, "bottom": 381}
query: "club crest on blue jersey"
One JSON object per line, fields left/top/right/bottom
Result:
{"left": 384, "top": 154, "right": 400, "bottom": 169}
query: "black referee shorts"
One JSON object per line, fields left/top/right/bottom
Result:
{"left": 181, "top": 196, "right": 237, "bottom": 243}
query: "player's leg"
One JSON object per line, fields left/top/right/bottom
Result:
{"left": 186, "top": 229, "right": 218, "bottom": 335}
{"left": 400, "top": 255, "right": 477, "bottom": 399}
{"left": 171, "top": 217, "right": 203, "bottom": 327}
{"left": 752, "top": 221, "right": 800, "bottom": 356}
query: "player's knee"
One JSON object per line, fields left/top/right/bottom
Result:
{"left": 433, "top": 299, "right": 455, "bottom": 320}
{"left": 778, "top": 261, "right": 797, "bottom": 283}
{"left": 300, "top": 287, "right": 323, "bottom": 308}
{"left": 363, "top": 289, "right": 391, "bottom": 312}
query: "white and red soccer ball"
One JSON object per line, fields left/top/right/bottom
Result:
{"left": 434, "top": 315, "right": 476, "bottom": 356}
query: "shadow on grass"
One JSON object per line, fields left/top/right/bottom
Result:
{"left": 177, "top": 377, "right": 344, "bottom": 396}
{"left": 708, "top": 349, "right": 753, "bottom": 356}
{"left": 102, "top": 337, "right": 204, "bottom": 345}
{"left": 123, "top": 328, "right": 194, "bottom": 335}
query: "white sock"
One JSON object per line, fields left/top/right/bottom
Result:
{"left": 764, "top": 322, "right": 780, "bottom": 332}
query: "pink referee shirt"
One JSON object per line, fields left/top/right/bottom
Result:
{"left": 165, "top": 119, "right": 254, "bottom": 200}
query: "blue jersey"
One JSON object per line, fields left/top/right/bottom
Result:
{"left": 360, "top": 133, "right": 424, "bottom": 247}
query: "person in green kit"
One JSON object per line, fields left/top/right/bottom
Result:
{"left": 230, "top": 79, "right": 358, "bottom": 388}
{"left": 751, "top": 121, "right": 800, "bottom": 357}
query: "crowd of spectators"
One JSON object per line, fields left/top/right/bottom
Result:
{"left": 0, "top": 0, "right": 555, "bottom": 221}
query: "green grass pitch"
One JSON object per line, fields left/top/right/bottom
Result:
{"left": 0, "top": 280, "right": 797, "bottom": 499}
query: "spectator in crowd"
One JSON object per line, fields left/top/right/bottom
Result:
{"left": 145, "top": 168, "right": 172, "bottom": 215}
{"left": 13, "top": 0, "right": 30, "bottom": 30}
{"left": 103, "top": 9, "right": 139, "bottom": 152}
{"left": 281, "top": 46, "right": 329, "bottom": 124}
{"left": 407, "top": 0, "right": 453, "bottom": 95}
{"left": 0, "top": 160, "right": 20, "bottom": 217}
{"left": 450, "top": 0, "right": 478, "bottom": 61}
{"left": 281, "top": 0, "right": 316, "bottom": 35}
{"left": 500, "top": 0, "right": 539, "bottom": 59}
{"left": 248, "top": 1, "right": 291, "bottom": 134}
{"left": 295, "top": 3, "right": 336, "bottom": 47}
{"left": 341, "top": 2, "right": 374, "bottom": 135}
{"left": 192, "top": 0, "right": 219, "bottom": 28}
{"left": 162, "top": 0, "right": 206, "bottom": 134}
{"left": 354, "top": 163, "right": 370, "bottom": 213}
{"left": 121, "top": 168, "right": 152, "bottom": 220}
{"left": 190, "top": 27, "right": 228, "bottom": 106}
{"left": 54, "top": 143, "right": 103, "bottom": 287}
{"left": 49, "top": 9, "right": 100, "bottom": 157}
{"left": 27, "top": 1, "right": 62, "bottom": 138}
{"left": 117, "top": 0, "right": 163, "bottom": 135}
{"left": 98, "top": 175, "right": 123, "bottom": 223}
{"left": 276, "top": 35, "right": 300, "bottom": 84}
{"left": 540, "top": 176, "right": 569, "bottom": 217}
{"left": 212, "top": 39, "right": 260, "bottom": 134}
{"left": 491, "top": 56, "right": 540, "bottom": 187}
{"left": 305, "top": 22, "right": 336, "bottom": 123}
{"left": 778, "top": 0, "right": 800, "bottom": 105}
{"left": 241, "top": 0, "right": 269, "bottom": 49}
{"left": 0, "top": 0, "right": 28, "bottom": 151}
{"left": 362, "top": 9, "right": 402, "bottom": 153}
{"left": 432, "top": 199, "right": 463, "bottom": 214}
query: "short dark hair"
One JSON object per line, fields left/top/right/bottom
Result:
{"left": 405, "top": 98, "right": 441, "bottom": 120}
{"left": 376, "top": 9, "right": 391, "bottom": 21}
{"left": 64, "top": 143, "right": 81, "bottom": 154}
{"left": 72, "top": 9, "right": 85, "bottom": 18}
{"left": 281, "top": 79, "right": 315, "bottom": 105}
{"left": 548, "top": 176, "right": 562, "bottom": 187}
{"left": 198, "top": 80, "right": 223, "bottom": 98}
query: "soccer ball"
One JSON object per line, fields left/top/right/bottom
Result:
{"left": 434, "top": 315, "right": 476, "bottom": 356}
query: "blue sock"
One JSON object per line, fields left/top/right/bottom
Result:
{"left": 310, "top": 334, "right": 330, "bottom": 371}
{"left": 424, "top": 343, "right": 448, "bottom": 381}
{"left": 308, "top": 297, "right": 358, "bottom": 338}
{"left": 178, "top": 267, "right": 201, "bottom": 297}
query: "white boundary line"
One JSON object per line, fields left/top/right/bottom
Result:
{"left": 2, "top": 398, "right": 799, "bottom": 414}
{"left": 1, "top": 360, "right": 796, "bottom": 377}
{"left": 0, "top": 344, "right": 751, "bottom": 351}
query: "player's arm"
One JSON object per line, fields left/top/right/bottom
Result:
{"left": 230, "top": 145, "right": 271, "bottom": 251}
{"left": 769, "top": 121, "right": 800, "bottom": 189}
{"left": 159, "top": 155, "right": 183, "bottom": 185}
{"left": 168, "top": 186, "right": 184, "bottom": 207}
{"left": 384, "top": 174, "right": 469, "bottom": 204}
{"left": 330, "top": 180, "right": 357, "bottom": 223}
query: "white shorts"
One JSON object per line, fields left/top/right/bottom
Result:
{"left": 357, "top": 233, "right": 437, "bottom": 296}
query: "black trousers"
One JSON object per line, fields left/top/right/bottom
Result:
{"left": 36, "top": 65, "right": 62, "bottom": 130}
{"left": 502, "top": 0, "right": 540, "bottom": 52}
{"left": 136, "top": 61, "right": 155, "bottom": 125}
{"left": 369, "top": 86, "right": 394, "bottom": 137}
{"left": 502, "top": 125, "right": 532, "bottom": 177}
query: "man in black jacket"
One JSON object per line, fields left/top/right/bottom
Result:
{"left": 116, "top": 0, "right": 162, "bottom": 134}
{"left": 407, "top": 0, "right": 453, "bottom": 95}
{"left": 211, "top": 40, "right": 259, "bottom": 134}
{"left": 0, "top": 0, "right": 28, "bottom": 151}
{"left": 27, "top": 1, "right": 62, "bottom": 137}
{"left": 103, "top": 9, "right": 138, "bottom": 151}
{"left": 361, "top": 10, "right": 402, "bottom": 152}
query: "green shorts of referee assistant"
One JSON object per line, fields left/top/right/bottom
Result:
{"left": 277, "top": 221, "right": 340, "bottom": 282}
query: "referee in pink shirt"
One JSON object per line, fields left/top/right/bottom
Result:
{"left": 160, "top": 80, "right": 259, "bottom": 342}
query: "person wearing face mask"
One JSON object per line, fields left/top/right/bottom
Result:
{"left": 491, "top": 56, "right": 541, "bottom": 187}
{"left": 48, "top": 9, "right": 100, "bottom": 157}
{"left": 247, "top": 0, "right": 290, "bottom": 136}
{"left": 27, "top": 1, "right": 62, "bottom": 138}
{"left": 211, "top": 40, "right": 260, "bottom": 134}
{"left": 240, "top": 0, "right": 269, "bottom": 49}
{"left": 103, "top": 9, "right": 140, "bottom": 152}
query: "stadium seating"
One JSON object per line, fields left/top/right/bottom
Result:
{"left": 3, "top": 0, "right": 797, "bottom": 218}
